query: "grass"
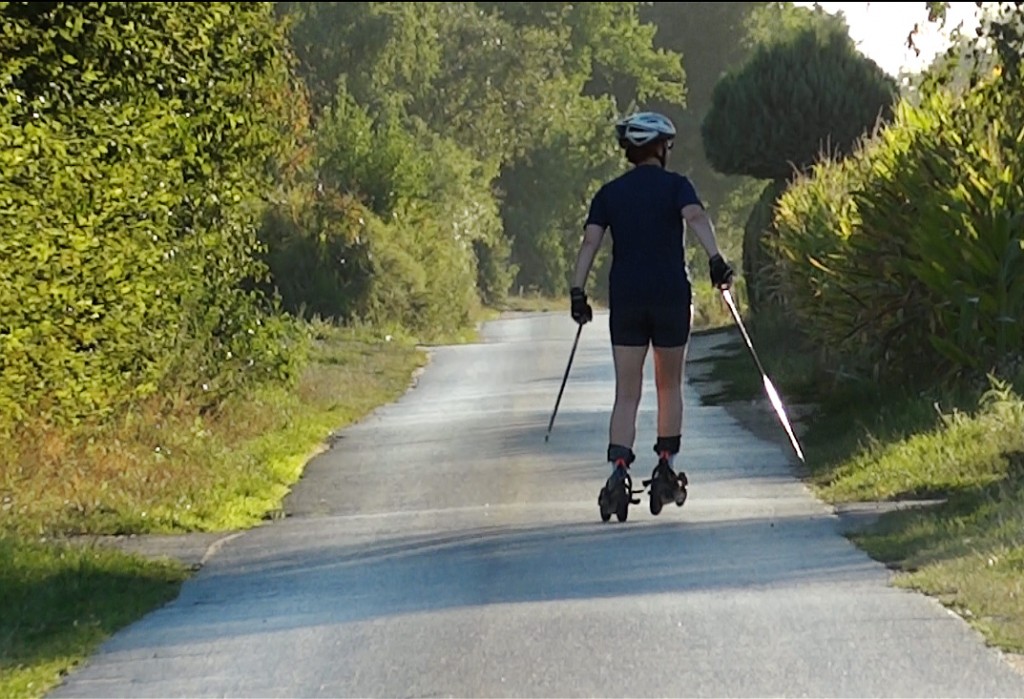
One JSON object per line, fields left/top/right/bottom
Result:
{"left": 689, "top": 303, "right": 824, "bottom": 406}
{"left": 0, "top": 322, "right": 428, "bottom": 538}
{"left": 693, "top": 307, "right": 1024, "bottom": 658}
{"left": 0, "top": 537, "right": 188, "bottom": 698}
{"left": 691, "top": 277, "right": 748, "bottom": 332}
{"left": 841, "top": 385, "right": 1024, "bottom": 653}
{"left": 853, "top": 466, "right": 1024, "bottom": 652}
{"left": 0, "top": 320, "right": 431, "bottom": 698}
{"left": 493, "top": 291, "right": 566, "bottom": 314}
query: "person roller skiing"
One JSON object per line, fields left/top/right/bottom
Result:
{"left": 569, "top": 111, "right": 735, "bottom": 522}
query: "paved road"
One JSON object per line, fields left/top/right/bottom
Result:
{"left": 51, "top": 311, "right": 1024, "bottom": 698}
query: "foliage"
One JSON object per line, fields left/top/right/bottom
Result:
{"left": 260, "top": 83, "right": 503, "bottom": 333}
{"left": 915, "top": 2, "right": 1024, "bottom": 82}
{"left": 634, "top": 3, "right": 762, "bottom": 213}
{"left": 500, "top": 96, "right": 623, "bottom": 297}
{"left": 277, "top": 1, "right": 688, "bottom": 299}
{"left": 0, "top": 2, "right": 307, "bottom": 433}
{"left": 483, "top": 2, "right": 687, "bottom": 108}
{"left": 741, "top": 1, "right": 848, "bottom": 49}
{"left": 2, "top": 1, "right": 764, "bottom": 432}
{"left": 701, "top": 8, "right": 899, "bottom": 180}
{"left": 769, "top": 66, "right": 1024, "bottom": 384}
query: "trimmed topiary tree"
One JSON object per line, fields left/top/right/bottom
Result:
{"left": 701, "top": 20, "right": 899, "bottom": 181}
{"left": 700, "top": 13, "right": 899, "bottom": 313}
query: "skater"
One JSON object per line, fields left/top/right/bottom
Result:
{"left": 568, "top": 111, "right": 734, "bottom": 521}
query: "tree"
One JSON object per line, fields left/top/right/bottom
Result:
{"left": 277, "top": 2, "right": 688, "bottom": 298}
{"left": 479, "top": 2, "right": 687, "bottom": 295}
{"left": 635, "top": 2, "right": 763, "bottom": 214}
{"left": 699, "top": 3, "right": 899, "bottom": 314}
{"left": 701, "top": 15, "right": 899, "bottom": 181}
{"left": 910, "top": 2, "right": 1024, "bottom": 94}
{"left": 480, "top": 2, "right": 686, "bottom": 108}
{"left": 275, "top": 2, "right": 445, "bottom": 121}
{"left": 741, "top": 1, "right": 848, "bottom": 49}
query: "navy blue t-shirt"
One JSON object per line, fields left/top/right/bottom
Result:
{"left": 584, "top": 164, "right": 703, "bottom": 307}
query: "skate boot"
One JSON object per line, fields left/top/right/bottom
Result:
{"left": 598, "top": 446, "right": 642, "bottom": 523}
{"left": 643, "top": 455, "right": 688, "bottom": 515}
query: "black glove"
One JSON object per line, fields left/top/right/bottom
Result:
{"left": 709, "top": 254, "right": 734, "bottom": 289}
{"left": 570, "top": 287, "right": 593, "bottom": 325}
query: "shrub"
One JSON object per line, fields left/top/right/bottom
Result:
{"left": 0, "top": 2, "right": 307, "bottom": 431}
{"left": 770, "top": 71, "right": 1024, "bottom": 384}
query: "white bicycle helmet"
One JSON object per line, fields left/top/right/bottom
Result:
{"left": 615, "top": 111, "right": 676, "bottom": 148}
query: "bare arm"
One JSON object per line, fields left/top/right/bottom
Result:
{"left": 571, "top": 223, "right": 606, "bottom": 290}
{"left": 682, "top": 203, "right": 722, "bottom": 259}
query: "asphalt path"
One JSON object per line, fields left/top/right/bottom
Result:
{"left": 50, "top": 311, "right": 1024, "bottom": 698}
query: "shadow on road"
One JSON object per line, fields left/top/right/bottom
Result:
{"left": 96, "top": 507, "right": 879, "bottom": 654}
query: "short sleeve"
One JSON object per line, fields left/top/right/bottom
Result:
{"left": 584, "top": 186, "right": 609, "bottom": 229}
{"left": 676, "top": 175, "right": 704, "bottom": 210}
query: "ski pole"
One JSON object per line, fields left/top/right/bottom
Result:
{"left": 545, "top": 322, "right": 584, "bottom": 443}
{"left": 720, "top": 288, "right": 806, "bottom": 463}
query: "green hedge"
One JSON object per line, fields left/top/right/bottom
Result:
{"left": 0, "top": 2, "right": 307, "bottom": 431}
{"left": 769, "top": 69, "right": 1024, "bottom": 383}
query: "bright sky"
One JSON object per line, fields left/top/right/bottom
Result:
{"left": 794, "top": 2, "right": 985, "bottom": 76}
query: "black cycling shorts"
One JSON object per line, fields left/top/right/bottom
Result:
{"left": 609, "top": 303, "right": 693, "bottom": 348}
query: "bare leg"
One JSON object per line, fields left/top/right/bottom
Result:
{"left": 609, "top": 344, "right": 649, "bottom": 449}
{"left": 653, "top": 344, "right": 688, "bottom": 438}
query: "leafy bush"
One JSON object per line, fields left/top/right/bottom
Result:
{"left": 259, "top": 189, "right": 375, "bottom": 323}
{"left": 770, "top": 69, "right": 1024, "bottom": 384}
{"left": 278, "top": 1, "right": 687, "bottom": 298}
{"left": 0, "top": 2, "right": 307, "bottom": 431}
{"left": 261, "top": 86, "right": 502, "bottom": 336}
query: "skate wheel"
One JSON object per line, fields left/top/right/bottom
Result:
{"left": 650, "top": 493, "right": 663, "bottom": 516}
{"left": 675, "top": 491, "right": 687, "bottom": 507}
{"left": 599, "top": 488, "right": 612, "bottom": 522}
{"left": 616, "top": 489, "right": 629, "bottom": 522}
